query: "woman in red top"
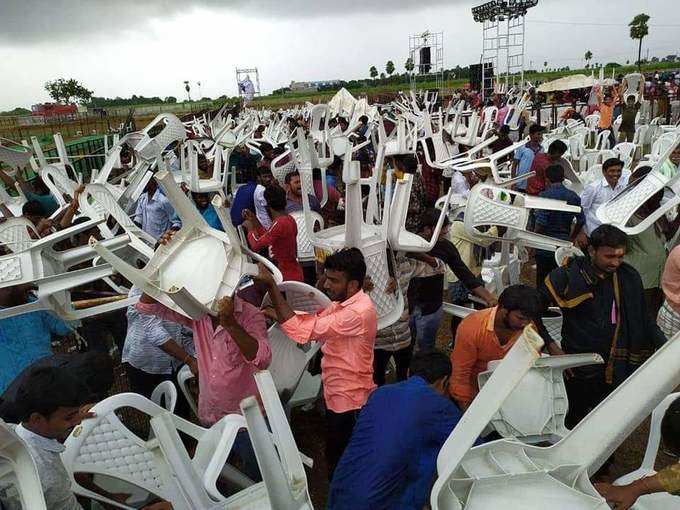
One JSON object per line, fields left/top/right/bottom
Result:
{"left": 243, "top": 185, "right": 304, "bottom": 282}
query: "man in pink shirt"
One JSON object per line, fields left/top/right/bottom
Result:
{"left": 255, "top": 247, "right": 377, "bottom": 480}
{"left": 136, "top": 231, "right": 271, "bottom": 478}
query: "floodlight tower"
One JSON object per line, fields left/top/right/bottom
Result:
{"left": 472, "top": 0, "right": 538, "bottom": 100}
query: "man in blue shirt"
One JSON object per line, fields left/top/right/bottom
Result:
{"left": 512, "top": 124, "right": 545, "bottom": 191}
{"left": 328, "top": 351, "right": 464, "bottom": 510}
{"left": 229, "top": 163, "right": 258, "bottom": 227}
{"left": 0, "top": 284, "right": 72, "bottom": 393}
{"left": 534, "top": 164, "right": 585, "bottom": 286}
{"left": 171, "top": 192, "right": 223, "bottom": 232}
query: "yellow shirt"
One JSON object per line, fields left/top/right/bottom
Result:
{"left": 658, "top": 463, "right": 680, "bottom": 495}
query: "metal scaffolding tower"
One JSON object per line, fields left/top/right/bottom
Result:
{"left": 472, "top": 0, "right": 538, "bottom": 99}
{"left": 408, "top": 31, "right": 444, "bottom": 92}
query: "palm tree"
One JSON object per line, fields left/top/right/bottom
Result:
{"left": 369, "top": 66, "right": 378, "bottom": 80}
{"left": 584, "top": 50, "right": 593, "bottom": 69}
{"left": 629, "top": 13, "right": 650, "bottom": 71}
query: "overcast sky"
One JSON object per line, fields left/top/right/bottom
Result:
{"left": 1, "top": 0, "right": 678, "bottom": 110}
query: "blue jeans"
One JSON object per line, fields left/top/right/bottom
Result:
{"left": 409, "top": 305, "right": 443, "bottom": 353}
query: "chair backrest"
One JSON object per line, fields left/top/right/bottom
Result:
{"left": 62, "top": 393, "right": 189, "bottom": 507}
{"left": 289, "top": 210, "right": 323, "bottom": 262}
{"left": 241, "top": 371, "right": 312, "bottom": 510}
{"left": 0, "top": 217, "right": 37, "bottom": 253}
{"left": 595, "top": 130, "right": 611, "bottom": 150}
{"left": 463, "top": 184, "right": 579, "bottom": 251}
{"left": 272, "top": 150, "right": 296, "bottom": 185}
{"left": 39, "top": 164, "right": 78, "bottom": 207}
{"left": 135, "top": 114, "right": 187, "bottom": 161}
{"left": 151, "top": 380, "right": 178, "bottom": 413}
{"left": 0, "top": 420, "right": 47, "bottom": 510}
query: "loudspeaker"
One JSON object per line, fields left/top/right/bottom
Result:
{"left": 419, "top": 47, "right": 432, "bottom": 74}
{"left": 469, "top": 62, "right": 494, "bottom": 91}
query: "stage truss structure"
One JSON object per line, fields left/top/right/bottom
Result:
{"left": 235, "top": 67, "right": 261, "bottom": 102}
{"left": 472, "top": 0, "right": 538, "bottom": 99}
{"left": 408, "top": 31, "right": 444, "bottom": 93}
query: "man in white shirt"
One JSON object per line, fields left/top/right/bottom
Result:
{"left": 12, "top": 367, "right": 166, "bottom": 510}
{"left": 578, "top": 158, "right": 630, "bottom": 243}
{"left": 133, "top": 178, "right": 175, "bottom": 239}
{"left": 252, "top": 167, "right": 275, "bottom": 229}
{"left": 12, "top": 367, "right": 116, "bottom": 509}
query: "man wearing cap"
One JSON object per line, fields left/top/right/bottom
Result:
{"left": 512, "top": 124, "right": 545, "bottom": 192}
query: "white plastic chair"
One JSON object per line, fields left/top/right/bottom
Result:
{"left": 176, "top": 365, "right": 199, "bottom": 419}
{"left": 62, "top": 393, "right": 252, "bottom": 510}
{"left": 613, "top": 142, "right": 637, "bottom": 168}
{"left": 596, "top": 134, "right": 680, "bottom": 235}
{"left": 0, "top": 182, "right": 27, "bottom": 218}
{"left": 0, "top": 420, "right": 48, "bottom": 510}
{"left": 289, "top": 210, "right": 324, "bottom": 263}
{"left": 91, "top": 170, "right": 280, "bottom": 320}
{"left": 151, "top": 380, "right": 178, "bottom": 413}
{"left": 80, "top": 183, "right": 156, "bottom": 259}
{"left": 452, "top": 137, "right": 530, "bottom": 185}
{"left": 261, "top": 281, "right": 328, "bottom": 410}
{"left": 299, "top": 149, "right": 404, "bottom": 329}
{"left": 615, "top": 392, "right": 680, "bottom": 486}
{"left": 39, "top": 164, "right": 78, "bottom": 210}
{"left": 0, "top": 137, "right": 33, "bottom": 171}
{"left": 387, "top": 173, "right": 453, "bottom": 252}
{"left": 463, "top": 183, "right": 581, "bottom": 251}
{"left": 430, "top": 329, "right": 680, "bottom": 510}
{"left": 271, "top": 150, "right": 296, "bottom": 185}
{"left": 238, "top": 370, "right": 313, "bottom": 510}
{"left": 180, "top": 140, "right": 229, "bottom": 194}
{"left": 478, "top": 353, "right": 604, "bottom": 444}
{"left": 0, "top": 218, "right": 139, "bottom": 321}
{"left": 134, "top": 114, "right": 187, "bottom": 161}
{"left": 0, "top": 217, "right": 38, "bottom": 252}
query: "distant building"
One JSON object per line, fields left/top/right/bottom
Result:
{"left": 31, "top": 103, "right": 77, "bottom": 118}
{"left": 289, "top": 80, "right": 342, "bottom": 92}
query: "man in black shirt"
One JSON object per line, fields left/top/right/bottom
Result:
{"left": 408, "top": 209, "right": 497, "bottom": 352}
{"left": 540, "top": 225, "right": 666, "bottom": 427}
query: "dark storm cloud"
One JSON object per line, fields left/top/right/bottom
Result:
{"left": 0, "top": 0, "right": 468, "bottom": 43}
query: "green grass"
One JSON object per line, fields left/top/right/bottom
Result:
{"left": 249, "top": 61, "right": 679, "bottom": 107}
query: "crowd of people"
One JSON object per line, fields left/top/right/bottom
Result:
{"left": 1, "top": 82, "right": 680, "bottom": 510}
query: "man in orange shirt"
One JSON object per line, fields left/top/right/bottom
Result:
{"left": 255, "top": 247, "right": 378, "bottom": 479}
{"left": 449, "top": 285, "right": 562, "bottom": 410}
{"left": 597, "top": 92, "right": 617, "bottom": 148}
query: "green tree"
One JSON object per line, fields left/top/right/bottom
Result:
{"left": 629, "top": 13, "right": 650, "bottom": 71}
{"left": 543, "top": 61, "right": 548, "bottom": 72}
{"left": 164, "top": 96, "right": 177, "bottom": 103}
{"left": 404, "top": 57, "right": 415, "bottom": 74}
{"left": 369, "top": 66, "right": 378, "bottom": 79}
{"left": 44, "top": 78, "right": 93, "bottom": 104}
{"left": 584, "top": 50, "right": 593, "bottom": 68}
{"left": 385, "top": 60, "right": 395, "bottom": 77}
